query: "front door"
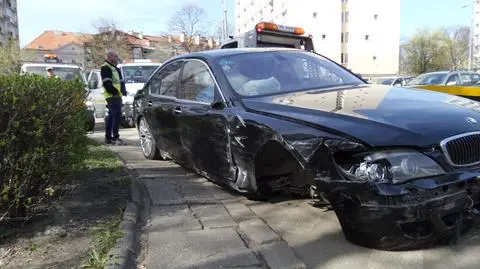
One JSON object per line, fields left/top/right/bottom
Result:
{"left": 175, "top": 59, "right": 234, "bottom": 181}
{"left": 143, "top": 61, "right": 184, "bottom": 159}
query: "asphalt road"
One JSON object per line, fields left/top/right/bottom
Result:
{"left": 90, "top": 121, "right": 480, "bottom": 269}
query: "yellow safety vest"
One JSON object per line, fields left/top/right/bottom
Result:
{"left": 102, "top": 61, "right": 123, "bottom": 99}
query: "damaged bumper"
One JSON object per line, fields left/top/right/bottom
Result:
{"left": 316, "top": 173, "right": 480, "bottom": 250}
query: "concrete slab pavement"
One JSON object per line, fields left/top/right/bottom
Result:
{"left": 89, "top": 123, "right": 480, "bottom": 269}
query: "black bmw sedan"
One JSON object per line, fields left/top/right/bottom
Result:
{"left": 133, "top": 48, "right": 480, "bottom": 251}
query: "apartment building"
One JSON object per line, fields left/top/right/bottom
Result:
{"left": 0, "top": 0, "right": 18, "bottom": 44}
{"left": 234, "top": 0, "right": 400, "bottom": 76}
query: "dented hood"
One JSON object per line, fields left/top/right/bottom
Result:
{"left": 241, "top": 85, "right": 480, "bottom": 147}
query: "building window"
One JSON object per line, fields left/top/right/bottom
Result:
{"left": 343, "top": 11, "right": 349, "bottom": 22}
{"left": 374, "top": 14, "right": 378, "bottom": 20}
{"left": 313, "top": 12, "right": 317, "bottom": 18}
{"left": 341, "top": 53, "right": 348, "bottom": 64}
{"left": 373, "top": 56, "right": 377, "bottom": 60}
{"left": 345, "top": 32, "right": 348, "bottom": 42}
{"left": 341, "top": 33, "right": 343, "bottom": 43}
{"left": 322, "top": 34, "right": 326, "bottom": 39}
{"left": 365, "top": 34, "right": 369, "bottom": 40}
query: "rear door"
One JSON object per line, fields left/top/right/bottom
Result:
{"left": 143, "top": 60, "right": 184, "bottom": 159}
{"left": 175, "top": 59, "right": 234, "bottom": 180}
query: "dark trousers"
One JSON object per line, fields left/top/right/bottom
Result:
{"left": 105, "top": 97, "right": 122, "bottom": 141}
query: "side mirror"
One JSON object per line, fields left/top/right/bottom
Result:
{"left": 212, "top": 101, "right": 226, "bottom": 110}
{"left": 135, "top": 89, "right": 144, "bottom": 98}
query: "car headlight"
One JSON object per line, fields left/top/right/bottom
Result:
{"left": 336, "top": 150, "right": 445, "bottom": 184}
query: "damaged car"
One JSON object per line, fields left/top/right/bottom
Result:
{"left": 134, "top": 48, "right": 480, "bottom": 251}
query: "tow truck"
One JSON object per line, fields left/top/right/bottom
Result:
{"left": 220, "top": 22, "right": 315, "bottom": 51}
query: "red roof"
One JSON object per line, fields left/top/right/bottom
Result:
{"left": 25, "top": 30, "right": 91, "bottom": 50}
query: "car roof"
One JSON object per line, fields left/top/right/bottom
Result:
{"left": 168, "top": 48, "right": 306, "bottom": 61}
{"left": 22, "top": 63, "right": 81, "bottom": 69}
{"left": 118, "top": 62, "right": 162, "bottom": 67}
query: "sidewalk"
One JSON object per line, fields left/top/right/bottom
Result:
{"left": 90, "top": 126, "right": 480, "bottom": 269}
{"left": 115, "top": 144, "right": 306, "bottom": 269}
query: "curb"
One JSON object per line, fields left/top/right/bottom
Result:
{"left": 104, "top": 151, "right": 143, "bottom": 269}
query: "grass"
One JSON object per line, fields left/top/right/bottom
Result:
{"left": 81, "top": 212, "right": 124, "bottom": 269}
{"left": 81, "top": 138, "right": 127, "bottom": 269}
{"left": 83, "top": 139, "right": 123, "bottom": 171}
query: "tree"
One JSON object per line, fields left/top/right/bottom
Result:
{"left": 402, "top": 29, "right": 449, "bottom": 75}
{"left": 0, "top": 40, "right": 35, "bottom": 74}
{"left": 443, "top": 26, "right": 470, "bottom": 70}
{"left": 83, "top": 19, "right": 131, "bottom": 70}
{"left": 168, "top": 4, "right": 207, "bottom": 53}
{"left": 214, "top": 20, "right": 234, "bottom": 42}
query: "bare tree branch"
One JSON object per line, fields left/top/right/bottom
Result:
{"left": 168, "top": 4, "right": 208, "bottom": 53}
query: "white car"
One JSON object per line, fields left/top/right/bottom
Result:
{"left": 21, "top": 62, "right": 95, "bottom": 131}
{"left": 87, "top": 60, "right": 162, "bottom": 127}
{"left": 369, "top": 76, "right": 414, "bottom": 87}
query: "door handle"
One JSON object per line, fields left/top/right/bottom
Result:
{"left": 147, "top": 101, "right": 153, "bottom": 106}
{"left": 173, "top": 107, "right": 182, "bottom": 114}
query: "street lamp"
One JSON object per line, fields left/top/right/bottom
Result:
{"left": 462, "top": 1, "right": 476, "bottom": 70}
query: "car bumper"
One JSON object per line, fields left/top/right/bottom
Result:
{"left": 316, "top": 172, "right": 480, "bottom": 250}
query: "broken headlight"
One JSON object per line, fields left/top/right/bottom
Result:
{"left": 337, "top": 150, "right": 445, "bottom": 184}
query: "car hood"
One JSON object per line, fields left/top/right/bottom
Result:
{"left": 241, "top": 84, "right": 480, "bottom": 148}
{"left": 125, "top": 83, "right": 145, "bottom": 95}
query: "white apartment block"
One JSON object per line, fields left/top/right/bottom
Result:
{"left": 234, "top": 0, "right": 400, "bottom": 76}
{"left": 0, "top": 0, "right": 18, "bottom": 44}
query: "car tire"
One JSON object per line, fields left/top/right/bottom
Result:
{"left": 138, "top": 117, "right": 165, "bottom": 160}
{"left": 121, "top": 118, "right": 136, "bottom": 128}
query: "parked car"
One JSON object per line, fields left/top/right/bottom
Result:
{"left": 370, "top": 76, "right": 414, "bottom": 86}
{"left": 88, "top": 61, "right": 161, "bottom": 127}
{"left": 133, "top": 48, "right": 480, "bottom": 251}
{"left": 406, "top": 71, "right": 480, "bottom": 101}
{"left": 21, "top": 63, "right": 95, "bottom": 132}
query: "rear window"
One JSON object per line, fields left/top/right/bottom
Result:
{"left": 24, "top": 66, "right": 86, "bottom": 83}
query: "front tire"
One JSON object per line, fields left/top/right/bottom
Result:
{"left": 138, "top": 117, "right": 161, "bottom": 160}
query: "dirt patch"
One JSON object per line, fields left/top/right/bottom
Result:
{"left": 0, "top": 141, "right": 130, "bottom": 269}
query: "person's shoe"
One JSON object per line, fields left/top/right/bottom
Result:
{"left": 105, "top": 139, "right": 113, "bottom": 145}
{"left": 112, "top": 138, "right": 127, "bottom": 145}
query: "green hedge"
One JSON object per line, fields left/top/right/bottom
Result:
{"left": 0, "top": 74, "right": 88, "bottom": 220}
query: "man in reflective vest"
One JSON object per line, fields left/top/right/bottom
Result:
{"left": 101, "top": 50, "right": 127, "bottom": 145}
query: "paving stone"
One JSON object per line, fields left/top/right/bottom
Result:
{"left": 148, "top": 205, "right": 202, "bottom": 232}
{"left": 143, "top": 178, "right": 185, "bottom": 205}
{"left": 224, "top": 201, "right": 258, "bottom": 222}
{"left": 257, "top": 241, "right": 307, "bottom": 269}
{"left": 148, "top": 228, "right": 261, "bottom": 269}
{"left": 239, "top": 219, "right": 281, "bottom": 245}
{"left": 191, "top": 204, "right": 237, "bottom": 229}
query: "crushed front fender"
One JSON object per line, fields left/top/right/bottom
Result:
{"left": 315, "top": 173, "right": 480, "bottom": 251}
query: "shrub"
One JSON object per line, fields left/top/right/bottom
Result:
{"left": 0, "top": 74, "right": 89, "bottom": 221}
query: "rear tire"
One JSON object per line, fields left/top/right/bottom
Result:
{"left": 138, "top": 117, "right": 161, "bottom": 160}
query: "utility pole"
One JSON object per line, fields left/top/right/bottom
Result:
{"left": 463, "top": 1, "right": 476, "bottom": 70}
{"left": 222, "top": 0, "right": 228, "bottom": 41}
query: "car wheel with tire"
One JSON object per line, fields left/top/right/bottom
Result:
{"left": 138, "top": 117, "right": 169, "bottom": 160}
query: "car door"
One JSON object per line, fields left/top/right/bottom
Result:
{"left": 175, "top": 59, "right": 234, "bottom": 181}
{"left": 143, "top": 60, "right": 184, "bottom": 159}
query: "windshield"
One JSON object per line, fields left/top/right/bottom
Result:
{"left": 407, "top": 73, "right": 447, "bottom": 86}
{"left": 371, "top": 78, "right": 394, "bottom": 85}
{"left": 120, "top": 65, "right": 160, "bottom": 84}
{"left": 25, "top": 66, "right": 86, "bottom": 83}
{"left": 216, "top": 51, "right": 364, "bottom": 97}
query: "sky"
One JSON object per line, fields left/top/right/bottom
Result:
{"left": 18, "top": 0, "right": 473, "bottom": 47}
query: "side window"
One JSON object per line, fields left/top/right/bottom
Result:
{"left": 88, "top": 72, "right": 99, "bottom": 89}
{"left": 180, "top": 60, "right": 216, "bottom": 104}
{"left": 446, "top": 74, "right": 460, "bottom": 86}
{"left": 149, "top": 61, "right": 183, "bottom": 97}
